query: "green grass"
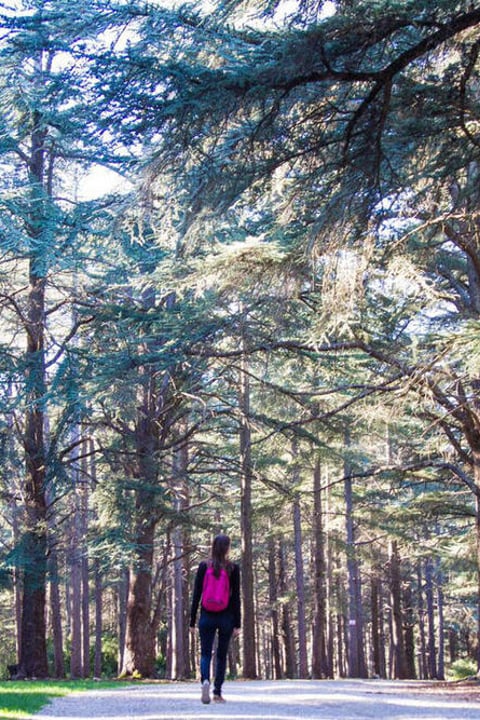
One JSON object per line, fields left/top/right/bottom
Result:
{"left": 0, "top": 680, "right": 119, "bottom": 720}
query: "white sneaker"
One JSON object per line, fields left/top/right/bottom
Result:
{"left": 201, "top": 679, "right": 211, "bottom": 704}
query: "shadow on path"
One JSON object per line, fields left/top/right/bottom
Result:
{"left": 33, "top": 679, "right": 480, "bottom": 720}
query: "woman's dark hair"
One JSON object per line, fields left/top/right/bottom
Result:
{"left": 211, "top": 534, "right": 231, "bottom": 577}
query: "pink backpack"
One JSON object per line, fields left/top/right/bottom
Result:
{"left": 202, "top": 564, "right": 230, "bottom": 612}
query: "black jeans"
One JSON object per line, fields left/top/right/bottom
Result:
{"left": 198, "top": 609, "right": 234, "bottom": 695}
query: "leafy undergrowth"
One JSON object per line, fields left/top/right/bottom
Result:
{"left": 0, "top": 680, "right": 118, "bottom": 720}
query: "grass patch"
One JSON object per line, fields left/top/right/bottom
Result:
{"left": 0, "top": 680, "right": 119, "bottom": 720}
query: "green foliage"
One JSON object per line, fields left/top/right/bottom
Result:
{"left": 448, "top": 658, "right": 478, "bottom": 680}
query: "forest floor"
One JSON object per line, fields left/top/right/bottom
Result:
{"left": 31, "top": 678, "right": 480, "bottom": 720}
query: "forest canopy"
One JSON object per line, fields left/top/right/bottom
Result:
{"left": 0, "top": 0, "right": 479, "bottom": 683}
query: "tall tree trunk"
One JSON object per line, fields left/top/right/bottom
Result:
{"left": 371, "top": 572, "right": 384, "bottom": 678}
{"left": 389, "top": 540, "right": 408, "bottom": 679}
{"left": 425, "top": 555, "right": 438, "bottom": 679}
{"left": 48, "top": 548, "right": 65, "bottom": 678}
{"left": 12, "top": 504, "right": 22, "bottom": 665}
{"left": 121, "top": 289, "right": 166, "bottom": 678}
{"left": 172, "top": 524, "right": 186, "bottom": 679}
{"left": 46, "top": 479, "right": 64, "bottom": 678}
{"left": 267, "top": 532, "right": 282, "bottom": 680}
{"left": 69, "top": 485, "right": 83, "bottom": 678}
{"left": 403, "top": 576, "right": 416, "bottom": 679}
{"left": 117, "top": 568, "right": 129, "bottom": 675}
{"left": 343, "top": 429, "right": 367, "bottom": 678}
{"left": 335, "top": 553, "right": 345, "bottom": 678}
{"left": 279, "top": 540, "right": 295, "bottom": 678}
{"left": 239, "top": 341, "right": 257, "bottom": 678}
{"left": 325, "top": 476, "right": 335, "bottom": 678}
{"left": 311, "top": 455, "right": 328, "bottom": 678}
{"left": 292, "top": 490, "right": 308, "bottom": 678}
{"left": 87, "top": 436, "right": 102, "bottom": 680}
{"left": 436, "top": 562, "right": 445, "bottom": 681}
{"left": 416, "top": 564, "right": 427, "bottom": 679}
{"left": 171, "top": 438, "right": 190, "bottom": 679}
{"left": 94, "top": 558, "right": 103, "bottom": 679}
{"left": 18, "top": 107, "right": 50, "bottom": 679}
{"left": 81, "top": 446, "right": 90, "bottom": 678}
{"left": 122, "top": 519, "right": 156, "bottom": 677}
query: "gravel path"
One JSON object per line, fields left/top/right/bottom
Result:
{"left": 32, "top": 679, "right": 480, "bottom": 720}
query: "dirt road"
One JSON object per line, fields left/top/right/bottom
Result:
{"left": 33, "top": 679, "right": 480, "bottom": 720}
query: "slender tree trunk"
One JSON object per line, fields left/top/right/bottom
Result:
{"left": 311, "top": 455, "right": 328, "bottom": 678}
{"left": 94, "top": 559, "right": 103, "bottom": 679}
{"left": 69, "top": 484, "right": 83, "bottom": 678}
{"left": 89, "top": 438, "right": 102, "bottom": 679}
{"left": 267, "top": 532, "right": 282, "bottom": 679}
{"left": 335, "top": 553, "right": 345, "bottom": 678}
{"left": 171, "top": 438, "right": 190, "bottom": 679}
{"left": 403, "top": 578, "right": 416, "bottom": 679}
{"left": 45, "top": 479, "right": 65, "bottom": 679}
{"left": 49, "top": 548, "right": 65, "bottom": 678}
{"left": 416, "top": 564, "right": 427, "bottom": 679}
{"left": 448, "top": 627, "right": 457, "bottom": 666}
{"left": 325, "top": 477, "right": 335, "bottom": 678}
{"left": 293, "top": 492, "right": 308, "bottom": 677}
{"left": 389, "top": 540, "right": 408, "bottom": 679}
{"left": 343, "top": 429, "right": 367, "bottom": 678}
{"left": 436, "top": 560, "right": 445, "bottom": 681}
{"left": 239, "top": 341, "right": 257, "bottom": 678}
{"left": 12, "top": 504, "right": 22, "bottom": 665}
{"left": 425, "top": 555, "right": 438, "bottom": 679}
{"left": 172, "top": 524, "right": 186, "bottom": 679}
{"left": 117, "top": 568, "right": 129, "bottom": 675}
{"left": 371, "top": 572, "right": 383, "bottom": 678}
{"left": 81, "top": 448, "right": 90, "bottom": 678}
{"left": 279, "top": 540, "right": 295, "bottom": 678}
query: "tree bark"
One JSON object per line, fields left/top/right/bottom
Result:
{"left": 416, "top": 564, "right": 427, "bottom": 679}
{"left": 69, "top": 485, "right": 83, "bottom": 679}
{"left": 48, "top": 549, "right": 65, "bottom": 678}
{"left": 171, "top": 438, "right": 190, "bottom": 679}
{"left": 425, "top": 555, "right": 438, "bottom": 679}
{"left": 344, "top": 429, "right": 367, "bottom": 678}
{"left": 122, "top": 520, "right": 156, "bottom": 677}
{"left": 371, "top": 572, "right": 384, "bottom": 678}
{"left": 389, "top": 540, "right": 408, "bottom": 679}
{"left": 267, "top": 532, "right": 282, "bottom": 679}
{"left": 117, "top": 568, "right": 129, "bottom": 675}
{"left": 121, "top": 288, "right": 170, "bottom": 678}
{"left": 239, "top": 341, "right": 257, "bottom": 678}
{"left": 279, "top": 540, "right": 295, "bottom": 678}
{"left": 81, "top": 445, "right": 90, "bottom": 678}
{"left": 94, "top": 558, "right": 103, "bottom": 679}
{"left": 403, "top": 576, "right": 416, "bottom": 679}
{"left": 436, "top": 561, "right": 445, "bottom": 681}
{"left": 292, "top": 491, "right": 308, "bottom": 678}
{"left": 311, "top": 455, "right": 328, "bottom": 678}
{"left": 18, "top": 107, "right": 50, "bottom": 679}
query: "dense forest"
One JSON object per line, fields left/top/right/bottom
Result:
{"left": 0, "top": 0, "right": 479, "bottom": 683}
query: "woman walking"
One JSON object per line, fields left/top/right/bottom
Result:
{"left": 190, "top": 534, "right": 241, "bottom": 704}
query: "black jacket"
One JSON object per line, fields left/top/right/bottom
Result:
{"left": 190, "top": 561, "right": 241, "bottom": 629}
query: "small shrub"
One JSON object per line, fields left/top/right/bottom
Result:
{"left": 448, "top": 657, "right": 477, "bottom": 680}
